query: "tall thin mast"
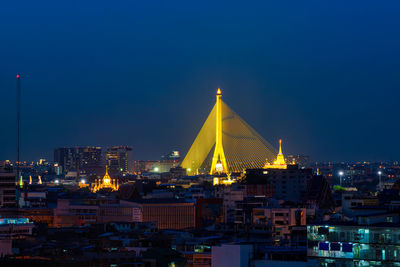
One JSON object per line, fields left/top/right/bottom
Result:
{"left": 16, "top": 74, "right": 21, "bottom": 185}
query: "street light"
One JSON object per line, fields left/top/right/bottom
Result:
{"left": 378, "top": 171, "right": 382, "bottom": 185}
{"left": 338, "top": 171, "right": 344, "bottom": 186}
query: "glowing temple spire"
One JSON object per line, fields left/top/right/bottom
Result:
{"left": 275, "top": 139, "right": 285, "bottom": 165}
{"left": 210, "top": 88, "right": 228, "bottom": 174}
{"left": 264, "top": 139, "right": 287, "bottom": 169}
{"left": 91, "top": 166, "right": 119, "bottom": 193}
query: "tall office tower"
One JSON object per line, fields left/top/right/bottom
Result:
{"left": 78, "top": 146, "right": 103, "bottom": 174}
{"left": 0, "top": 171, "right": 16, "bottom": 208}
{"left": 54, "top": 147, "right": 75, "bottom": 173}
{"left": 54, "top": 147, "right": 102, "bottom": 175}
{"left": 106, "top": 146, "right": 133, "bottom": 175}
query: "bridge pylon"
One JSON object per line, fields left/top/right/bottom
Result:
{"left": 210, "top": 88, "right": 228, "bottom": 174}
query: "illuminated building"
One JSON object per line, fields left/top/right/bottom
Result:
{"left": 78, "top": 178, "right": 89, "bottom": 188}
{"left": 54, "top": 146, "right": 102, "bottom": 175}
{"left": 264, "top": 139, "right": 288, "bottom": 169}
{"left": 0, "top": 218, "right": 34, "bottom": 237}
{"left": 106, "top": 146, "right": 133, "bottom": 175}
{"left": 133, "top": 160, "right": 179, "bottom": 174}
{"left": 91, "top": 167, "right": 119, "bottom": 193}
{"left": 308, "top": 223, "right": 400, "bottom": 266}
{"left": 181, "top": 89, "right": 277, "bottom": 175}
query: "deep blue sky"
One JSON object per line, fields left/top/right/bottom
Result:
{"left": 1, "top": 1, "right": 400, "bottom": 162}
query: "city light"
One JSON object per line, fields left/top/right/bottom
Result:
{"left": 2, "top": 4, "right": 396, "bottom": 265}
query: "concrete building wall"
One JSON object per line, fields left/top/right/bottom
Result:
{"left": 211, "top": 244, "right": 252, "bottom": 267}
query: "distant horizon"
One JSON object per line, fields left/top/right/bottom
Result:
{"left": 2, "top": 1, "right": 400, "bottom": 162}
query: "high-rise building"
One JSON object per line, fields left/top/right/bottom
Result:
{"left": 54, "top": 147, "right": 103, "bottom": 175}
{"left": 0, "top": 172, "right": 16, "bottom": 208}
{"left": 106, "top": 146, "right": 133, "bottom": 175}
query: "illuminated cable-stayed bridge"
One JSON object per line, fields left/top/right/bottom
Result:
{"left": 181, "top": 89, "right": 279, "bottom": 175}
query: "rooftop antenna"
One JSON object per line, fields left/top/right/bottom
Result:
{"left": 16, "top": 74, "right": 21, "bottom": 187}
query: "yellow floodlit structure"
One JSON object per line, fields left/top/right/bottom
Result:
{"left": 38, "top": 175, "right": 42, "bottom": 185}
{"left": 79, "top": 179, "right": 89, "bottom": 188}
{"left": 213, "top": 173, "right": 235, "bottom": 186}
{"left": 264, "top": 139, "right": 288, "bottom": 169}
{"left": 29, "top": 176, "right": 32, "bottom": 185}
{"left": 91, "top": 167, "right": 119, "bottom": 193}
{"left": 181, "top": 89, "right": 277, "bottom": 175}
{"left": 210, "top": 89, "right": 228, "bottom": 175}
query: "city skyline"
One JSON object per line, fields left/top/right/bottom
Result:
{"left": 2, "top": 2, "right": 400, "bottom": 266}
{"left": 2, "top": 1, "right": 400, "bottom": 162}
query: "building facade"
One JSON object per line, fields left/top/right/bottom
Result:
{"left": 308, "top": 223, "right": 400, "bottom": 266}
{"left": 54, "top": 147, "right": 102, "bottom": 175}
{"left": 0, "top": 173, "right": 16, "bottom": 207}
{"left": 106, "top": 146, "right": 133, "bottom": 175}
{"left": 125, "top": 199, "right": 195, "bottom": 230}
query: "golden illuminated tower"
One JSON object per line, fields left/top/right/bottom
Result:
{"left": 264, "top": 139, "right": 287, "bottom": 169}
{"left": 210, "top": 88, "right": 228, "bottom": 174}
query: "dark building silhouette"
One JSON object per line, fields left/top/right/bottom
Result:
{"left": 305, "top": 175, "right": 334, "bottom": 210}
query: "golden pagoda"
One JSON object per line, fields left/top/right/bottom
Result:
{"left": 264, "top": 139, "right": 288, "bottom": 169}
{"left": 91, "top": 167, "right": 119, "bottom": 193}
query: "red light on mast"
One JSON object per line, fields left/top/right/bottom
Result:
{"left": 16, "top": 74, "right": 20, "bottom": 79}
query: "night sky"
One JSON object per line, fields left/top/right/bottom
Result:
{"left": 1, "top": 1, "right": 400, "bottom": 162}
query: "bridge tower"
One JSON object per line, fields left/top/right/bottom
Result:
{"left": 210, "top": 88, "right": 228, "bottom": 174}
